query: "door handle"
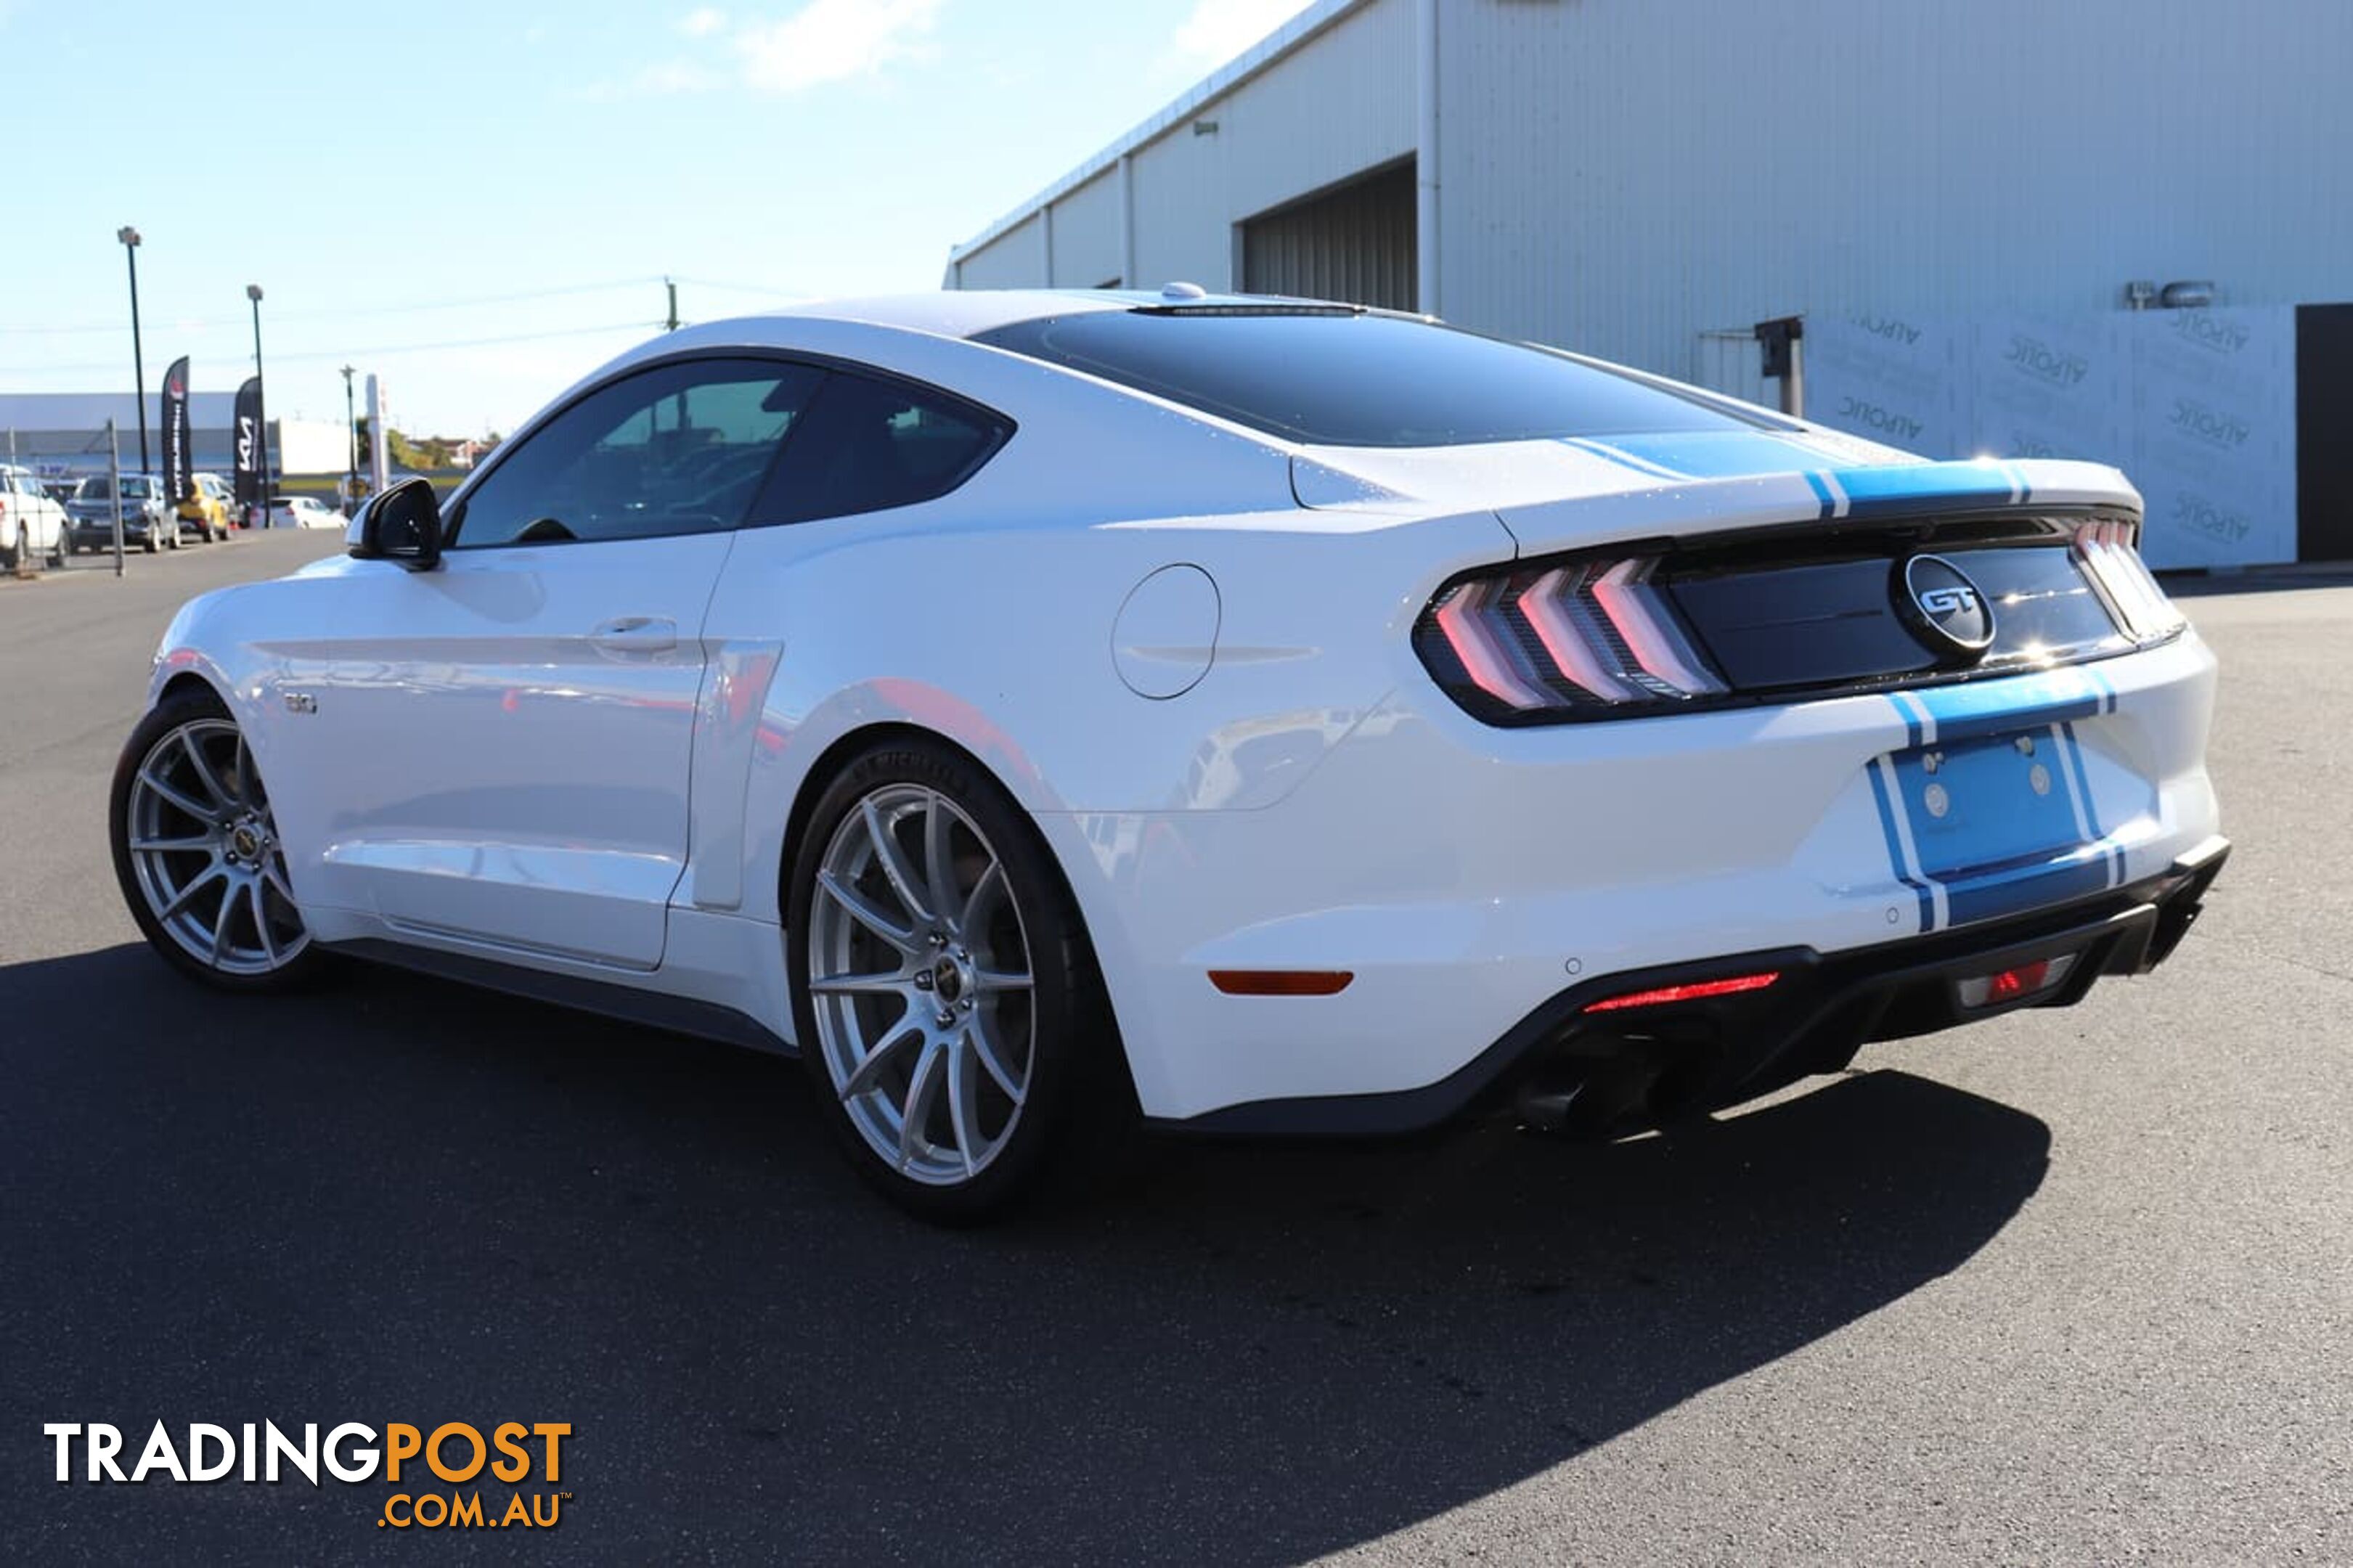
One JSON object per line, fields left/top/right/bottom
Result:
{"left": 589, "top": 616, "right": 678, "bottom": 653}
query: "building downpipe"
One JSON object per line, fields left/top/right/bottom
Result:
{"left": 1415, "top": 0, "right": 1440, "bottom": 317}
{"left": 1118, "top": 153, "right": 1136, "bottom": 290}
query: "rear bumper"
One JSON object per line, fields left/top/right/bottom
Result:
{"left": 1161, "top": 836, "right": 2229, "bottom": 1137}
{"left": 1045, "top": 632, "right": 2222, "bottom": 1123}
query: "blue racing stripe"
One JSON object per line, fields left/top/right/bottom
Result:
{"left": 1831, "top": 463, "right": 2019, "bottom": 516}
{"left": 1571, "top": 438, "right": 2039, "bottom": 523}
{"left": 1867, "top": 761, "right": 1936, "bottom": 933}
{"left": 1557, "top": 437, "right": 1691, "bottom": 481}
{"left": 1885, "top": 692, "right": 1925, "bottom": 748}
{"left": 1599, "top": 431, "right": 1865, "bottom": 481}
{"left": 2056, "top": 720, "right": 2124, "bottom": 887}
{"left": 1943, "top": 850, "right": 2113, "bottom": 928}
{"left": 1906, "top": 666, "right": 2105, "bottom": 744}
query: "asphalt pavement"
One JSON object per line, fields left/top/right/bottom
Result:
{"left": 1, "top": 533, "right": 2346, "bottom": 1564}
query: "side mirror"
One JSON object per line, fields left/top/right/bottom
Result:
{"left": 347, "top": 477, "right": 443, "bottom": 571}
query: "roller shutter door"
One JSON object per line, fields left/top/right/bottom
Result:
{"left": 1241, "top": 159, "right": 1417, "bottom": 311}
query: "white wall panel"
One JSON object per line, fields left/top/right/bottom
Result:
{"left": 1051, "top": 170, "right": 1125, "bottom": 287}
{"left": 951, "top": 0, "right": 1414, "bottom": 293}
{"left": 1808, "top": 307, "right": 2299, "bottom": 568}
{"left": 1436, "top": 0, "right": 2353, "bottom": 379}
{"left": 954, "top": 213, "right": 1044, "bottom": 290}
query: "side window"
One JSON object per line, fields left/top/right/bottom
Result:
{"left": 752, "top": 372, "right": 1008, "bottom": 526}
{"left": 451, "top": 358, "right": 825, "bottom": 548}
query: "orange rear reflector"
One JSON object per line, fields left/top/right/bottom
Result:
{"left": 1208, "top": 970, "right": 1355, "bottom": 997}
{"left": 1583, "top": 971, "right": 1780, "bottom": 1013}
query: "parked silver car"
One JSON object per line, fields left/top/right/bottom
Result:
{"left": 65, "top": 474, "right": 183, "bottom": 553}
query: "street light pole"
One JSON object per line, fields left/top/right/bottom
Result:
{"left": 340, "top": 364, "right": 358, "bottom": 512}
{"left": 247, "top": 285, "right": 269, "bottom": 528}
{"left": 117, "top": 227, "right": 149, "bottom": 475}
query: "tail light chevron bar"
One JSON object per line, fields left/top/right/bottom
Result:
{"left": 2073, "top": 519, "right": 2185, "bottom": 643}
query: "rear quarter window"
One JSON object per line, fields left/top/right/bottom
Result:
{"left": 751, "top": 372, "right": 1008, "bottom": 526}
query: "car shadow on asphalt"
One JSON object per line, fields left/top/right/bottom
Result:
{"left": 0, "top": 945, "right": 2050, "bottom": 1565}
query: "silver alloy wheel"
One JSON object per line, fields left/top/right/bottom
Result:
{"left": 806, "top": 783, "right": 1036, "bottom": 1186}
{"left": 125, "top": 717, "right": 309, "bottom": 976}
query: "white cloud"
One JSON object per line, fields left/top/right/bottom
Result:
{"left": 735, "top": 0, "right": 942, "bottom": 94}
{"left": 678, "top": 6, "right": 727, "bottom": 38}
{"left": 1173, "top": 0, "right": 1314, "bottom": 64}
{"left": 577, "top": 58, "right": 722, "bottom": 102}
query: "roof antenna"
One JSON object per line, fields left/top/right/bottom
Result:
{"left": 1159, "top": 281, "right": 1207, "bottom": 302}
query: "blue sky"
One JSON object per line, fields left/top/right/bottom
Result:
{"left": 0, "top": 0, "right": 1313, "bottom": 436}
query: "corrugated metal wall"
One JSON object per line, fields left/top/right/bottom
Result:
{"left": 954, "top": 213, "right": 1044, "bottom": 290}
{"left": 950, "top": 0, "right": 1412, "bottom": 293}
{"left": 1241, "top": 159, "right": 1416, "bottom": 308}
{"left": 1435, "top": 0, "right": 2353, "bottom": 390}
{"left": 1052, "top": 169, "right": 1124, "bottom": 287}
{"left": 954, "top": 0, "right": 2353, "bottom": 401}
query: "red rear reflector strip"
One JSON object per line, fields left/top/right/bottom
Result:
{"left": 1583, "top": 971, "right": 1780, "bottom": 1013}
{"left": 1208, "top": 970, "right": 1355, "bottom": 997}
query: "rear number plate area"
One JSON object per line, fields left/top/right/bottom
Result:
{"left": 1883, "top": 730, "right": 2087, "bottom": 881}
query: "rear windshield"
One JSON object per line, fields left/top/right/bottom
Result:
{"left": 971, "top": 309, "right": 1756, "bottom": 448}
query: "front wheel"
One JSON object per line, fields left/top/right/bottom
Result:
{"left": 110, "top": 687, "right": 325, "bottom": 992}
{"left": 786, "top": 738, "right": 1127, "bottom": 1222}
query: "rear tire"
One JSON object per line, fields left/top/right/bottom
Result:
{"left": 1, "top": 524, "right": 22, "bottom": 571}
{"left": 786, "top": 736, "right": 1129, "bottom": 1223}
{"left": 110, "top": 686, "right": 326, "bottom": 993}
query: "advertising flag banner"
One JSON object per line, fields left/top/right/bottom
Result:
{"left": 161, "top": 356, "right": 194, "bottom": 504}
{"left": 233, "top": 377, "right": 263, "bottom": 506}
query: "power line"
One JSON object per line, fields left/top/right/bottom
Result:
{"left": 0, "top": 277, "right": 672, "bottom": 337}
{"left": 274, "top": 321, "right": 660, "bottom": 361}
{"left": 8, "top": 320, "right": 660, "bottom": 379}
{"left": 667, "top": 276, "right": 813, "bottom": 302}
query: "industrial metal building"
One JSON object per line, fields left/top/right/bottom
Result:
{"left": 947, "top": 0, "right": 2353, "bottom": 565}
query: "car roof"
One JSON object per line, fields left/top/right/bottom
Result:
{"left": 759, "top": 288, "right": 1256, "bottom": 340}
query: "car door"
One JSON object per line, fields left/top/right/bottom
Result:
{"left": 266, "top": 355, "right": 826, "bottom": 970}
{"left": 25, "top": 473, "right": 65, "bottom": 554}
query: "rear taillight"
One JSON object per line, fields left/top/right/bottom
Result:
{"left": 1416, "top": 552, "right": 1727, "bottom": 721}
{"left": 1583, "top": 971, "right": 1782, "bottom": 1013}
{"left": 2073, "top": 519, "right": 2186, "bottom": 643}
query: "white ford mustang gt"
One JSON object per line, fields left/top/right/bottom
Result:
{"left": 110, "top": 289, "right": 2228, "bottom": 1218}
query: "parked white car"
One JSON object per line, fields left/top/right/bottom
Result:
{"left": 266, "top": 495, "right": 346, "bottom": 529}
{"left": 109, "top": 290, "right": 2228, "bottom": 1220}
{"left": 0, "top": 464, "right": 70, "bottom": 569}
